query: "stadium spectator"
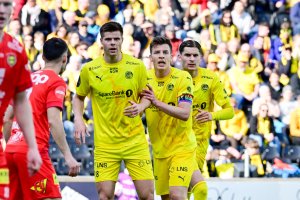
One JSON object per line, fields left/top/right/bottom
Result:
{"left": 77, "top": 20, "right": 95, "bottom": 46}
{"left": 289, "top": 95, "right": 300, "bottom": 145}
{"left": 20, "top": 0, "right": 51, "bottom": 35}
{"left": 290, "top": 63, "right": 300, "bottom": 97}
{"left": 231, "top": 1, "right": 252, "bottom": 41}
{"left": 220, "top": 98, "right": 249, "bottom": 149}
{"left": 249, "top": 103, "right": 281, "bottom": 151}
{"left": 267, "top": 71, "right": 283, "bottom": 101}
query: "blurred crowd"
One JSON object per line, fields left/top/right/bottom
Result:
{"left": 6, "top": 0, "right": 300, "bottom": 179}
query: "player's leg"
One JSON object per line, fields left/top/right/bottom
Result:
{"left": 94, "top": 148, "right": 121, "bottom": 200}
{"left": 169, "top": 150, "right": 198, "bottom": 200}
{"left": 29, "top": 152, "right": 61, "bottom": 200}
{"left": 189, "top": 170, "right": 207, "bottom": 200}
{"left": 7, "top": 152, "right": 32, "bottom": 200}
{"left": 124, "top": 141, "right": 154, "bottom": 200}
{"left": 188, "top": 140, "right": 209, "bottom": 200}
{"left": 95, "top": 181, "right": 116, "bottom": 200}
{"left": 0, "top": 147, "right": 9, "bottom": 200}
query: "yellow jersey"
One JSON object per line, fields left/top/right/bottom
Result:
{"left": 76, "top": 54, "right": 148, "bottom": 148}
{"left": 145, "top": 67, "right": 197, "bottom": 158}
{"left": 192, "top": 67, "right": 230, "bottom": 143}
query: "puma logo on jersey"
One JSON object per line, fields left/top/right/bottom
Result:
{"left": 178, "top": 176, "right": 185, "bottom": 181}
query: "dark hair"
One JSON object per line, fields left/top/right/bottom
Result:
{"left": 43, "top": 38, "right": 68, "bottom": 61}
{"left": 100, "top": 21, "right": 123, "bottom": 38}
{"left": 221, "top": 10, "right": 232, "bottom": 26}
{"left": 150, "top": 36, "right": 172, "bottom": 54}
{"left": 179, "top": 39, "right": 203, "bottom": 55}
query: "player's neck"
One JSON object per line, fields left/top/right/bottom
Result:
{"left": 155, "top": 68, "right": 171, "bottom": 78}
{"left": 187, "top": 69, "right": 198, "bottom": 78}
{"left": 44, "top": 64, "right": 60, "bottom": 75}
{"left": 103, "top": 53, "right": 122, "bottom": 63}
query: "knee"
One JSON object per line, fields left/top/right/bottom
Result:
{"left": 169, "top": 191, "right": 186, "bottom": 200}
{"left": 138, "top": 187, "right": 154, "bottom": 200}
{"left": 139, "top": 192, "right": 154, "bottom": 200}
{"left": 98, "top": 193, "right": 114, "bottom": 200}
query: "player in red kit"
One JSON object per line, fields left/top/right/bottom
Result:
{"left": 0, "top": 0, "right": 42, "bottom": 199}
{"left": 4, "top": 38, "right": 80, "bottom": 200}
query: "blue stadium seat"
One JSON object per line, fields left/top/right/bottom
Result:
{"left": 83, "top": 156, "right": 94, "bottom": 175}
{"left": 71, "top": 144, "right": 91, "bottom": 160}
{"left": 49, "top": 143, "right": 64, "bottom": 160}
{"left": 261, "top": 146, "right": 280, "bottom": 162}
{"left": 55, "top": 159, "right": 69, "bottom": 175}
{"left": 283, "top": 145, "right": 300, "bottom": 163}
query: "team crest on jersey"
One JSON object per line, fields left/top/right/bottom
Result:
{"left": 125, "top": 71, "right": 133, "bottom": 79}
{"left": 6, "top": 53, "right": 16, "bottom": 67}
{"left": 187, "top": 86, "right": 192, "bottom": 93}
{"left": 167, "top": 83, "right": 174, "bottom": 91}
{"left": 201, "top": 84, "right": 209, "bottom": 91}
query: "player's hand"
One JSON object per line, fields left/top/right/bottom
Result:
{"left": 74, "top": 118, "right": 90, "bottom": 145}
{"left": 27, "top": 147, "right": 42, "bottom": 176}
{"left": 141, "top": 84, "right": 158, "bottom": 106}
{"left": 195, "top": 109, "right": 212, "bottom": 123}
{"left": 124, "top": 100, "right": 142, "bottom": 118}
{"left": 66, "top": 156, "right": 81, "bottom": 177}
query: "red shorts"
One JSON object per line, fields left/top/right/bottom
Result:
{"left": 5, "top": 151, "right": 61, "bottom": 200}
{"left": 0, "top": 145, "right": 9, "bottom": 200}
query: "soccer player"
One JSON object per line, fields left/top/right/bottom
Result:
{"left": 0, "top": 0, "right": 42, "bottom": 199}
{"left": 73, "top": 21, "right": 154, "bottom": 200}
{"left": 4, "top": 38, "right": 80, "bottom": 200}
{"left": 179, "top": 39, "right": 235, "bottom": 198}
{"left": 141, "top": 36, "right": 203, "bottom": 200}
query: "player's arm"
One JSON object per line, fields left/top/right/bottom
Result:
{"left": 196, "top": 76, "right": 234, "bottom": 123}
{"left": 3, "top": 105, "right": 14, "bottom": 143}
{"left": 124, "top": 97, "right": 151, "bottom": 118}
{"left": 47, "top": 107, "right": 80, "bottom": 177}
{"left": 73, "top": 94, "right": 89, "bottom": 144}
{"left": 141, "top": 84, "right": 191, "bottom": 121}
{"left": 14, "top": 91, "right": 42, "bottom": 176}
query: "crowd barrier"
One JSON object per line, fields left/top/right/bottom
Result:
{"left": 58, "top": 176, "right": 300, "bottom": 200}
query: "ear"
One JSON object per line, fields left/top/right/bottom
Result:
{"left": 177, "top": 54, "right": 182, "bottom": 61}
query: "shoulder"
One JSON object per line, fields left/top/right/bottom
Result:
{"left": 4, "top": 33, "right": 24, "bottom": 54}
{"left": 123, "top": 54, "right": 144, "bottom": 67}
{"left": 82, "top": 57, "right": 103, "bottom": 71}
{"left": 200, "top": 67, "right": 218, "bottom": 80}
{"left": 173, "top": 68, "right": 192, "bottom": 79}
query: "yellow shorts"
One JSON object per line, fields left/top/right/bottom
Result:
{"left": 153, "top": 150, "right": 198, "bottom": 195}
{"left": 196, "top": 139, "right": 209, "bottom": 172}
{"left": 94, "top": 141, "right": 153, "bottom": 182}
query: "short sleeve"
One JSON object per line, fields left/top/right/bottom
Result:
{"left": 178, "top": 72, "right": 194, "bottom": 104}
{"left": 212, "top": 75, "right": 230, "bottom": 107}
{"left": 47, "top": 79, "right": 67, "bottom": 110}
{"left": 76, "top": 64, "right": 90, "bottom": 96}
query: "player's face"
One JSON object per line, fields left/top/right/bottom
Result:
{"left": 0, "top": 0, "right": 13, "bottom": 31}
{"left": 180, "top": 47, "right": 201, "bottom": 71}
{"left": 150, "top": 44, "right": 172, "bottom": 72}
{"left": 100, "top": 31, "right": 123, "bottom": 57}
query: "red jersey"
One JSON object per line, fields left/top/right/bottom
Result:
{"left": 0, "top": 33, "right": 32, "bottom": 133}
{"left": 6, "top": 70, "right": 66, "bottom": 153}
